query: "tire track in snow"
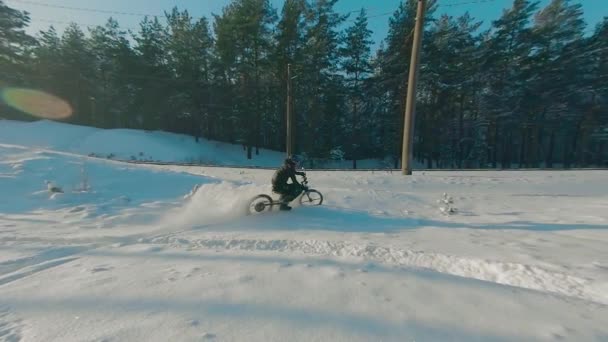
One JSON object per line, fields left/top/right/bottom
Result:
{"left": 0, "top": 257, "right": 80, "bottom": 287}
{"left": 145, "top": 236, "right": 608, "bottom": 305}
{"left": 0, "top": 247, "right": 88, "bottom": 288}
{"left": 0, "top": 307, "right": 23, "bottom": 342}
{"left": 0, "top": 246, "right": 88, "bottom": 277}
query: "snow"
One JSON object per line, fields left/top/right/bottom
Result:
{"left": 0, "top": 119, "right": 393, "bottom": 168}
{"left": 1, "top": 119, "right": 608, "bottom": 341}
{"left": 0, "top": 119, "right": 285, "bottom": 166}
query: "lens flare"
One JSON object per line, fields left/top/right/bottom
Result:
{"left": 1, "top": 88, "right": 73, "bottom": 119}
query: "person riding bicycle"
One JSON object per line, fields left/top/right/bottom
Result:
{"left": 272, "top": 156, "right": 306, "bottom": 211}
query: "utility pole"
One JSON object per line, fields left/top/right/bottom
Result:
{"left": 286, "top": 63, "right": 293, "bottom": 157}
{"left": 402, "top": 0, "right": 426, "bottom": 175}
{"left": 90, "top": 96, "right": 96, "bottom": 127}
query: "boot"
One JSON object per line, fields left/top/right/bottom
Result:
{"left": 280, "top": 203, "right": 292, "bottom": 211}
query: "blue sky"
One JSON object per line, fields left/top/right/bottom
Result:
{"left": 8, "top": 0, "right": 606, "bottom": 50}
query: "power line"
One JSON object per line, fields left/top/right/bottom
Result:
{"left": 10, "top": 0, "right": 504, "bottom": 27}
{"left": 30, "top": 17, "right": 139, "bottom": 31}
{"left": 11, "top": 0, "right": 385, "bottom": 23}
{"left": 438, "top": 0, "right": 501, "bottom": 7}
{"left": 8, "top": 0, "right": 166, "bottom": 18}
{"left": 17, "top": 0, "right": 600, "bottom": 37}
{"left": 364, "top": 0, "right": 503, "bottom": 22}
{"left": 15, "top": 0, "right": 380, "bottom": 34}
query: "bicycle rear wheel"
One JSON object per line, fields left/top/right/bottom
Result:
{"left": 248, "top": 194, "right": 273, "bottom": 214}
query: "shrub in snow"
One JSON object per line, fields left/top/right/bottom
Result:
{"left": 184, "top": 184, "right": 201, "bottom": 200}
{"left": 329, "top": 147, "right": 345, "bottom": 161}
{"left": 74, "top": 164, "right": 90, "bottom": 192}
{"left": 382, "top": 158, "right": 394, "bottom": 174}
{"left": 45, "top": 180, "right": 63, "bottom": 193}
{"left": 438, "top": 193, "right": 457, "bottom": 215}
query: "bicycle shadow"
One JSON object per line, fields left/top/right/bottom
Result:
{"left": 215, "top": 204, "right": 608, "bottom": 233}
{"left": 221, "top": 205, "right": 418, "bottom": 233}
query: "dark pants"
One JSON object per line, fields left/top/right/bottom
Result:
{"left": 274, "top": 183, "right": 302, "bottom": 204}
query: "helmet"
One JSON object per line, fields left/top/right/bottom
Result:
{"left": 284, "top": 155, "right": 299, "bottom": 167}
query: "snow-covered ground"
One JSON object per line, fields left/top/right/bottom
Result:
{"left": 0, "top": 119, "right": 286, "bottom": 167}
{"left": 1, "top": 120, "right": 607, "bottom": 341}
{"left": 0, "top": 120, "right": 393, "bottom": 168}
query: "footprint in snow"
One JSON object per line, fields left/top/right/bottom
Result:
{"left": 146, "top": 246, "right": 164, "bottom": 253}
{"left": 187, "top": 319, "right": 200, "bottom": 327}
{"left": 203, "top": 332, "right": 216, "bottom": 339}
{"left": 91, "top": 266, "right": 113, "bottom": 273}
{"left": 238, "top": 275, "right": 255, "bottom": 283}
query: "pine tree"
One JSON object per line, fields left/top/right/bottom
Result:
{"left": 89, "top": 18, "right": 138, "bottom": 128}
{"left": 299, "top": 0, "right": 347, "bottom": 163}
{"left": 213, "top": 0, "right": 277, "bottom": 159}
{"left": 192, "top": 17, "right": 215, "bottom": 141}
{"left": 33, "top": 26, "right": 62, "bottom": 90}
{"left": 480, "top": 0, "right": 538, "bottom": 168}
{"left": 0, "top": 0, "right": 36, "bottom": 87}
{"left": 453, "top": 14, "right": 483, "bottom": 168}
{"left": 274, "top": 0, "right": 308, "bottom": 152}
{"left": 421, "top": 13, "right": 482, "bottom": 168}
{"left": 52, "top": 23, "right": 96, "bottom": 126}
{"left": 586, "top": 18, "right": 608, "bottom": 166}
{"left": 133, "top": 16, "right": 171, "bottom": 131}
{"left": 341, "top": 8, "right": 373, "bottom": 168}
{"left": 529, "top": 0, "right": 586, "bottom": 167}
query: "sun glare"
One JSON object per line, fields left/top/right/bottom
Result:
{"left": 1, "top": 88, "right": 73, "bottom": 120}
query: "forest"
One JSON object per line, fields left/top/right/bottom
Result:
{"left": 1, "top": 0, "right": 607, "bottom": 168}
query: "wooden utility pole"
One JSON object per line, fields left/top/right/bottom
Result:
{"left": 286, "top": 63, "right": 293, "bottom": 157}
{"left": 90, "top": 96, "right": 96, "bottom": 126}
{"left": 402, "top": 0, "right": 426, "bottom": 175}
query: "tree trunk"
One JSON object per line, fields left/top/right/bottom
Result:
{"left": 501, "top": 132, "right": 511, "bottom": 169}
{"left": 573, "top": 124, "right": 583, "bottom": 167}
{"left": 491, "top": 122, "right": 498, "bottom": 169}
{"left": 597, "top": 141, "right": 605, "bottom": 167}
{"left": 254, "top": 52, "right": 261, "bottom": 157}
{"left": 567, "top": 122, "right": 582, "bottom": 168}
{"left": 458, "top": 93, "right": 465, "bottom": 169}
{"left": 546, "top": 130, "right": 555, "bottom": 168}
{"left": 526, "top": 124, "right": 535, "bottom": 168}
{"left": 352, "top": 71, "right": 360, "bottom": 171}
{"left": 519, "top": 126, "right": 526, "bottom": 168}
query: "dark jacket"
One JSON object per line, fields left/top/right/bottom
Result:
{"left": 272, "top": 165, "right": 305, "bottom": 191}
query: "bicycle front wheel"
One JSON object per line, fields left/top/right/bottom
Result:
{"left": 299, "top": 189, "right": 323, "bottom": 206}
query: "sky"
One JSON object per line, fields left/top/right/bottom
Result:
{"left": 6, "top": 0, "right": 607, "bottom": 51}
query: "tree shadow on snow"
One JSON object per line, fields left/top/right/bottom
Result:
{"left": 250, "top": 206, "right": 420, "bottom": 232}
{"left": 0, "top": 279, "right": 511, "bottom": 342}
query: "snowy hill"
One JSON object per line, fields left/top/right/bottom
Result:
{"left": 0, "top": 119, "right": 285, "bottom": 166}
{"left": 1, "top": 119, "right": 608, "bottom": 341}
{"left": 0, "top": 119, "right": 395, "bottom": 168}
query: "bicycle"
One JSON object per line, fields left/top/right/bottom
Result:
{"left": 248, "top": 173, "right": 323, "bottom": 215}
